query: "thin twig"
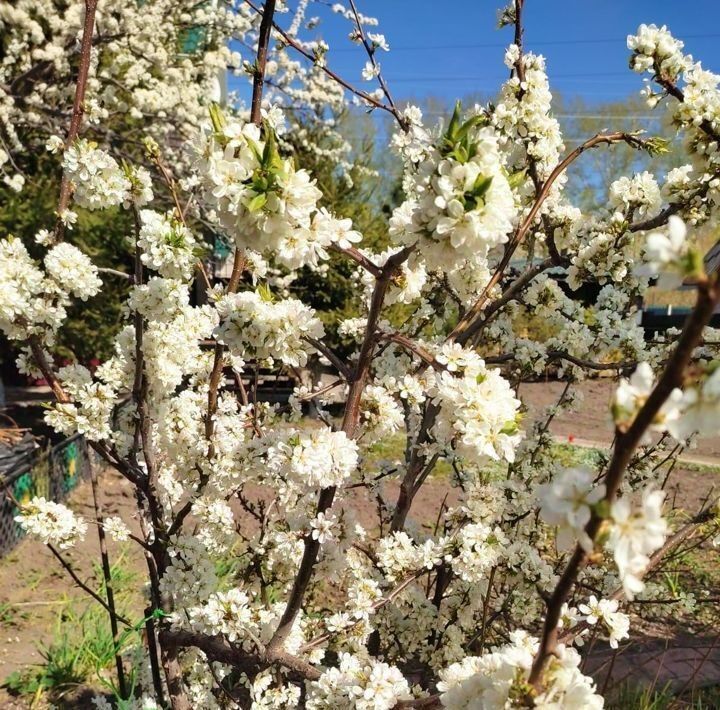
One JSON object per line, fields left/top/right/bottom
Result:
{"left": 54, "top": 0, "right": 99, "bottom": 241}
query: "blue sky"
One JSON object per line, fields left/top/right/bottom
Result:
{"left": 245, "top": 1, "right": 720, "bottom": 108}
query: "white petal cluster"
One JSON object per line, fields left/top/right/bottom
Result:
{"left": 310, "top": 511, "right": 337, "bottom": 544}
{"left": 44, "top": 363, "right": 116, "bottom": 442}
{"left": 186, "top": 588, "right": 253, "bottom": 643}
{"left": 609, "top": 171, "right": 661, "bottom": 219}
{"left": 537, "top": 467, "right": 606, "bottom": 552}
{"left": 137, "top": 210, "right": 198, "bottom": 281}
{"left": 451, "top": 523, "right": 507, "bottom": 583}
{"left": 44, "top": 243, "right": 102, "bottom": 300}
{"left": 268, "top": 427, "right": 359, "bottom": 489}
{"left": 438, "top": 632, "right": 602, "bottom": 709}
{"left": 15, "top": 497, "right": 87, "bottom": 549}
{"left": 127, "top": 277, "right": 189, "bottom": 322}
{"left": 359, "top": 384, "right": 404, "bottom": 442}
{"left": 0, "top": 238, "right": 54, "bottom": 340}
{"left": 358, "top": 247, "right": 428, "bottom": 305}
{"left": 578, "top": 596, "right": 630, "bottom": 649}
{"left": 628, "top": 24, "right": 690, "bottom": 79}
{"left": 63, "top": 139, "right": 131, "bottom": 210}
{"left": 640, "top": 216, "right": 695, "bottom": 289}
{"left": 214, "top": 290, "right": 324, "bottom": 367}
{"left": 608, "top": 488, "right": 668, "bottom": 599}
{"left": 196, "top": 111, "right": 361, "bottom": 269}
{"left": 628, "top": 25, "right": 720, "bottom": 212}
{"left": 377, "top": 532, "right": 442, "bottom": 583}
{"left": 103, "top": 516, "right": 131, "bottom": 543}
{"left": 389, "top": 115, "right": 515, "bottom": 275}
{"left": 612, "top": 362, "right": 682, "bottom": 435}
{"left": 306, "top": 653, "right": 411, "bottom": 710}
{"left": 431, "top": 361, "right": 522, "bottom": 464}
{"left": 493, "top": 50, "right": 564, "bottom": 181}
{"left": 668, "top": 364, "right": 720, "bottom": 439}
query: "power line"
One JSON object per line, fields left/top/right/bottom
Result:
{"left": 421, "top": 112, "right": 663, "bottom": 120}
{"left": 328, "top": 33, "right": 720, "bottom": 53}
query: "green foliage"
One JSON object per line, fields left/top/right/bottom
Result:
{"left": 608, "top": 683, "right": 720, "bottom": 710}
{"left": 2, "top": 553, "right": 141, "bottom": 703}
{"left": 0, "top": 601, "right": 27, "bottom": 627}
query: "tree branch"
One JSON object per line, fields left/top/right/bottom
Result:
{"left": 528, "top": 273, "right": 720, "bottom": 688}
{"left": 54, "top": 0, "right": 99, "bottom": 241}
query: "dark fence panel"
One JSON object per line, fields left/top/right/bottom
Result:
{"left": 0, "top": 435, "right": 91, "bottom": 557}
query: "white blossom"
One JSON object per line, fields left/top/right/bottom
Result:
{"left": 15, "top": 497, "right": 87, "bottom": 549}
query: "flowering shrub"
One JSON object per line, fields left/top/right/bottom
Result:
{"left": 3, "top": 1, "right": 720, "bottom": 708}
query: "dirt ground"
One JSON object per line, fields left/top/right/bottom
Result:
{"left": 0, "top": 378, "right": 717, "bottom": 707}
{"left": 521, "top": 377, "right": 720, "bottom": 461}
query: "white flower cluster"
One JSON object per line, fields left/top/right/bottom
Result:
{"left": 359, "top": 384, "right": 404, "bottom": 442}
{"left": 358, "top": 247, "right": 428, "bottom": 305}
{"left": 628, "top": 25, "right": 720, "bottom": 213}
{"left": 137, "top": 210, "right": 199, "bottom": 281}
{"left": 609, "top": 171, "right": 661, "bottom": 219}
{"left": 430, "top": 345, "right": 522, "bottom": 463}
{"left": 268, "top": 426, "right": 359, "bottom": 489}
{"left": 612, "top": 362, "right": 683, "bottom": 436}
{"left": 389, "top": 107, "right": 515, "bottom": 275}
{"left": 186, "top": 588, "right": 253, "bottom": 643}
{"left": 672, "top": 364, "right": 720, "bottom": 438}
{"left": 306, "top": 653, "right": 411, "bottom": 709}
{"left": 608, "top": 488, "right": 668, "bottom": 599}
{"left": 15, "top": 497, "right": 87, "bottom": 549}
{"left": 494, "top": 48, "right": 564, "bottom": 181}
{"left": 639, "top": 216, "right": 697, "bottom": 289}
{"left": 437, "top": 631, "right": 602, "bottom": 709}
{"left": 0, "top": 238, "right": 101, "bottom": 343}
{"left": 63, "top": 140, "right": 152, "bottom": 210}
{"left": 214, "top": 290, "right": 324, "bottom": 367}
{"left": 44, "top": 243, "right": 103, "bottom": 300}
{"left": 376, "top": 532, "right": 441, "bottom": 582}
{"left": 538, "top": 467, "right": 606, "bottom": 552}
{"left": 628, "top": 24, "right": 690, "bottom": 79}
{"left": 103, "top": 516, "right": 131, "bottom": 543}
{"left": 578, "top": 596, "right": 630, "bottom": 649}
{"left": 43, "top": 363, "right": 116, "bottom": 442}
{"left": 451, "top": 523, "right": 507, "bottom": 583}
{"left": 195, "top": 111, "right": 361, "bottom": 269}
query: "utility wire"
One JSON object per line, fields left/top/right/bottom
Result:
{"left": 329, "top": 33, "right": 720, "bottom": 53}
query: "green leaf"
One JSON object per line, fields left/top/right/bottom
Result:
{"left": 593, "top": 500, "right": 611, "bottom": 519}
{"left": 257, "top": 283, "right": 275, "bottom": 303}
{"left": 247, "top": 192, "right": 267, "bottom": 213}
{"left": 208, "top": 102, "right": 226, "bottom": 134}
{"left": 507, "top": 168, "right": 527, "bottom": 190}
{"left": 445, "top": 101, "right": 462, "bottom": 143}
{"left": 245, "top": 137, "right": 263, "bottom": 165}
{"left": 500, "top": 420, "right": 518, "bottom": 435}
{"left": 455, "top": 114, "right": 488, "bottom": 141}
{"left": 262, "top": 121, "right": 283, "bottom": 173}
{"left": 472, "top": 175, "right": 493, "bottom": 201}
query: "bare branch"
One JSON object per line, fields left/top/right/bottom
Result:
{"left": 243, "top": 0, "right": 406, "bottom": 128}
{"left": 54, "top": 0, "right": 99, "bottom": 241}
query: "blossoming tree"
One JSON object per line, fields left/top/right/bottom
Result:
{"left": 3, "top": 0, "right": 720, "bottom": 708}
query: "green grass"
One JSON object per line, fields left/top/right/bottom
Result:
{"left": 609, "top": 683, "right": 720, "bottom": 709}
{"left": 549, "top": 442, "right": 606, "bottom": 468}
{"left": 0, "top": 601, "right": 28, "bottom": 628}
{"left": 363, "top": 435, "right": 606, "bottom": 483}
{"left": 2, "top": 552, "right": 142, "bottom": 704}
